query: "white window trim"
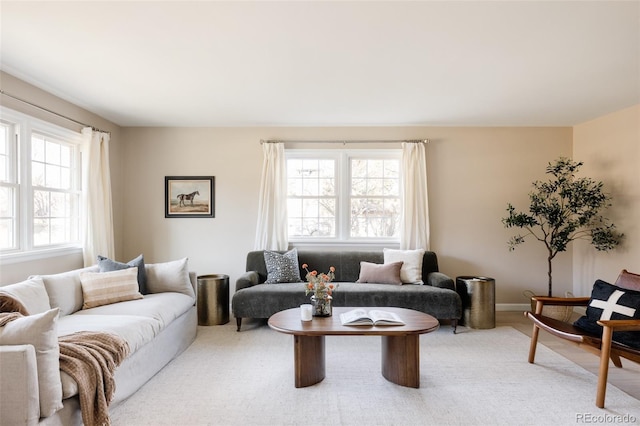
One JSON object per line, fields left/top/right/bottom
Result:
{"left": 0, "top": 107, "right": 85, "bottom": 261}
{"left": 286, "top": 149, "right": 402, "bottom": 247}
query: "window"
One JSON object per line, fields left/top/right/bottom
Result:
{"left": 286, "top": 150, "right": 401, "bottom": 243}
{"left": 0, "top": 108, "right": 83, "bottom": 256}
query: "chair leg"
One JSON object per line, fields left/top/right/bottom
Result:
{"left": 236, "top": 317, "right": 242, "bottom": 332}
{"left": 610, "top": 352, "right": 623, "bottom": 368}
{"left": 528, "top": 323, "right": 540, "bottom": 364}
{"left": 596, "top": 325, "right": 614, "bottom": 408}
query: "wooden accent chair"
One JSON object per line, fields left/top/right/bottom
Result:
{"left": 526, "top": 271, "right": 640, "bottom": 408}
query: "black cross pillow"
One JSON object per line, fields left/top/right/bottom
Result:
{"left": 574, "top": 279, "right": 640, "bottom": 349}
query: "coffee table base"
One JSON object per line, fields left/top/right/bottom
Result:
{"left": 293, "top": 334, "right": 420, "bottom": 388}
{"left": 294, "top": 335, "right": 326, "bottom": 388}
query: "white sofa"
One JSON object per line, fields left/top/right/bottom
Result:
{"left": 0, "top": 258, "right": 197, "bottom": 425}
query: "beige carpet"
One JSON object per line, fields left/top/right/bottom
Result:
{"left": 110, "top": 321, "right": 640, "bottom": 426}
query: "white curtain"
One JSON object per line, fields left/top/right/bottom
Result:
{"left": 400, "top": 142, "right": 430, "bottom": 250}
{"left": 254, "top": 142, "right": 288, "bottom": 250}
{"left": 81, "top": 127, "right": 115, "bottom": 266}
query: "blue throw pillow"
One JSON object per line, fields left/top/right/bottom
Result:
{"left": 97, "top": 254, "right": 148, "bottom": 294}
{"left": 263, "top": 249, "right": 302, "bottom": 284}
{"left": 574, "top": 279, "right": 640, "bottom": 349}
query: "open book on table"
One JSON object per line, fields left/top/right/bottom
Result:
{"left": 339, "top": 308, "right": 405, "bottom": 326}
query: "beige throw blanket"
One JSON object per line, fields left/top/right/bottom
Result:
{"left": 59, "top": 331, "right": 130, "bottom": 426}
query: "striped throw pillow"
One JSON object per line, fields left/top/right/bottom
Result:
{"left": 80, "top": 268, "right": 143, "bottom": 309}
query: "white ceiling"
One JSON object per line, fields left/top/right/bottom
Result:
{"left": 1, "top": 1, "right": 638, "bottom": 127}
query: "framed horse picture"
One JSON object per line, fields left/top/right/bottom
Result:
{"left": 165, "top": 176, "right": 215, "bottom": 218}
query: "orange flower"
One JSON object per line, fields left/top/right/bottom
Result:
{"left": 302, "top": 263, "right": 308, "bottom": 269}
{"left": 310, "top": 270, "right": 317, "bottom": 276}
{"left": 329, "top": 266, "right": 335, "bottom": 273}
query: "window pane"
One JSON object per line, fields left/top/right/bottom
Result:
{"left": 318, "top": 160, "right": 334, "bottom": 178}
{"left": 34, "top": 190, "right": 49, "bottom": 217}
{"left": 318, "top": 178, "right": 334, "bottom": 196}
{"left": 0, "top": 218, "right": 14, "bottom": 249}
{"left": 45, "top": 141, "right": 61, "bottom": 165}
{"left": 46, "top": 164, "right": 61, "bottom": 188}
{"left": 33, "top": 218, "right": 49, "bottom": 246}
{"left": 32, "top": 136, "right": 45, "bottom": 161}
{"left": 32, "top": 162, "right": 45, "bottom": 186}
{"left": 50, "top": 218, "right": 68, "bottom": 244}
{"left": 60, "top": 145, "right": 71, "bottom": 167}
{"left": 0, "top": 157, "right": 6, "bottom": 182}
{"left": 301, "top": 177, "right": 319, "bottom": 196}
{"left": 0, "top": 186, "right": 14, "bottom": 217}
{"left": 0, "top": 185, "right": 15, "bottom": 250}
{"left": 287, "top": 178, "right": 303, "bottom": 196}
{"left": 50, "top": 192, "right": 66, "bottom": 217}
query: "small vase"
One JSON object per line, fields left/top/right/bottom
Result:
{"left": 311, "top": 295, "right": 332, "bottom": 317}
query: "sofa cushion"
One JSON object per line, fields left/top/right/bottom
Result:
{"left": 0, "top": 308, "right": 63, "bottom": 417}
{"left": 356, "top": 261, "right": 403, "bottom": 285}
{"left": 0, "top": 277, "right": 50, "bottom": 315}
{"left": 74, "top": 292, "right": 194, "bottom": 331}
{"left": 57, "top": 313, "right": 161, "bottom": 357}
{"left": 615, "top": 269, "right": 640, "bottom": 292}
{"left": 80, "top": 268, "right": 144, "bottom": 309}
{"left": 57, "top": 313, "right": 162, "bottom": 399}
{"left": 574, "top": 279, "right": 640, "bottom": 349}
{"left": 145, "top": 258, "right": 195, "bottom": 298}
{"left": 35, "top": 266, "right": 100, "bottom": 316}
{"left": 383, "top": 248, "right": 425, "bottom": 284}
{"left": 98, "top": 254, "right": 148, "bottom": 294}
{"left": 264, "top": 248, "right": 302, "bottom": 284}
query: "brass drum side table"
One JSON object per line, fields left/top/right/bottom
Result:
{"left": 455, "top": 276, "right": 495, "bottom": 329}
{"left": 197, "top": 274, "right": 230, "bottom": 325}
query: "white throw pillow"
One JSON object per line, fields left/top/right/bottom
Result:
{"left": 80, "top": 268, "right": 144, "bottom": 309}
{"left": 383, "top": 248, "right": 426, "bottom": 284}
{"left": 145, "top": 258, "right": 195, "bottom": 298}
{"left": 0, "top": 308, "right": 63, "bottom": 417}
{"left": 34, "top": 266, "right": 100, "bottom": 316}
{"left": 0, "top": 277, "right": 51, "bottom": 315}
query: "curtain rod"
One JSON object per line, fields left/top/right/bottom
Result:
{"left": 260, "top": 139, "right": 429, "bottom": 144}
{"left": 0, "top": 89, "right": 111, "bottom": 134}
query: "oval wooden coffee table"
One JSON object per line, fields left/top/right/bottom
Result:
{"left": 268, "top": 306, "right": 439, "bottom": 388}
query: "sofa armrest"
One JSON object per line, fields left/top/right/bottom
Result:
{"left": 426, "top": 272, "right": 455, "bottom": 291}
{"left": 236, "top": 271, "right": 261, "bottom": 292}
{"left": 0, "top": 344, "right": 40, "bottom": 425}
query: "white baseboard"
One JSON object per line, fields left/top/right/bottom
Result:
{"left": 496, "top": 303, "right": 530, "bottom": 312}
{"left": 495, "top": 303, "right": 586, "bottom": 316}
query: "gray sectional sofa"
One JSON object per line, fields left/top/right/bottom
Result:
{"left": 232, "top": 250, "right": 462, "bottom": 332}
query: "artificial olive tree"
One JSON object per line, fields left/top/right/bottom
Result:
{"left": 502, "top": 157, "right": 623, "bottom": 296}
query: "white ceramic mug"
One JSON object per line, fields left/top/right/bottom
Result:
{"left": 300, "top": 304, "right": 313, "bottom": 321}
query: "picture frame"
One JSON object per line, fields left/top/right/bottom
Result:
{"left": 165, "top": 176, "right": 215, "bottom": 218}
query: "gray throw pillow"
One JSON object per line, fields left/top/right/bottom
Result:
{"left": 97, "top": 254, "right": 148, "bottom": 294}
{"left": 356, "top": 261, "right": 404, "bottom": 285}
{"left": 264, "top": 249, "right": 302, "bottom": 284}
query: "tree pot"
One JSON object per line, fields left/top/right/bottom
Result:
{"left": 524, "top": 290, "right": 574, "bottom": 322}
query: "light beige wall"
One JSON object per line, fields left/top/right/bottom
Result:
{"left": 573, "top": 104, "right": 640, "bottom": 295}
{"left": 121, "top": 126, "right": 572, "bottom": 304}
{"left": 0, "top": 72, "right": 123, "bottom": 284}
